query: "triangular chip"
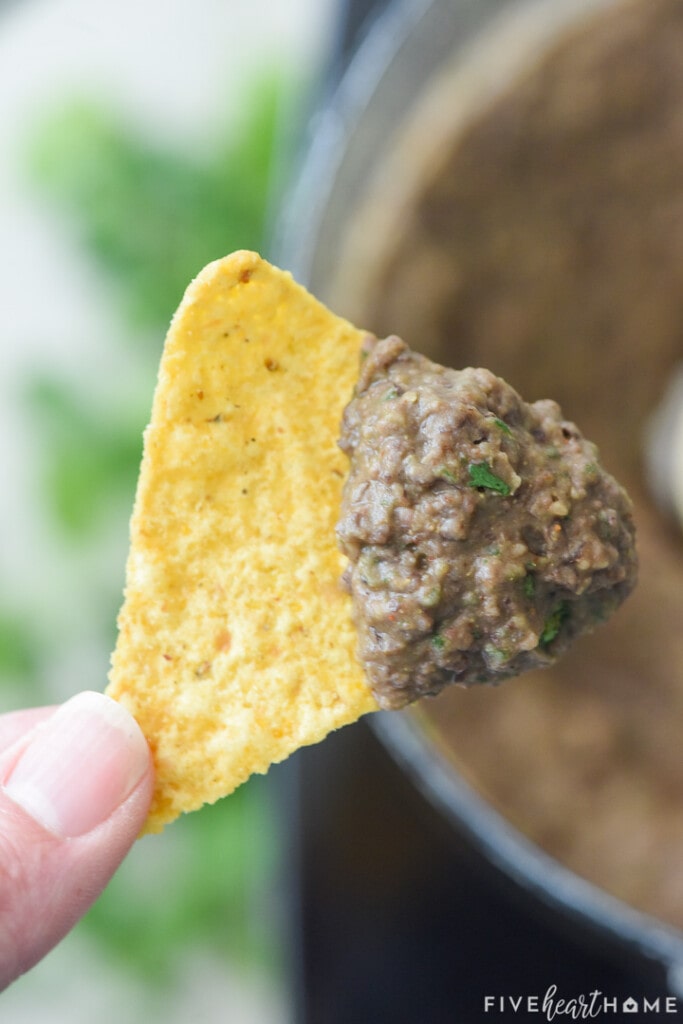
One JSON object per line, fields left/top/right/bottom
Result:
{"left": 107, "top": 251, "right": 378, "bottom": 832}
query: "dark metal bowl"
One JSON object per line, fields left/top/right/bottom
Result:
{"left": 274, "top": 0, "right": 683, "bottom": 994}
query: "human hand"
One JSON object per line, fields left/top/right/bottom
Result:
{"left": 0, "top": 691, "right": 153, "bottom": 989}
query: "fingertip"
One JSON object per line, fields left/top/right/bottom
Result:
{"left": 0, "top": 694, "right": 154, "bottom": 989}
{"left": 3, "top": 691, "right": 151, "bottom": 839}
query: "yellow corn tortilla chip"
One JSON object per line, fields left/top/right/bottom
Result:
{"left": 107, "top": 250, "right": 379, "bottom": 832}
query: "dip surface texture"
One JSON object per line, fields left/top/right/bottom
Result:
{"left": 337, "top": 337, "right": 637, "bottom": 709}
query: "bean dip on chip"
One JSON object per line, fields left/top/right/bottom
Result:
{"left": 107, "top": 251, "right": 636, "bottom": 831}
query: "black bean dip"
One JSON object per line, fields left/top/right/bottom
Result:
{"left": 337, "top": 336, "right": 637, "bottom": 710}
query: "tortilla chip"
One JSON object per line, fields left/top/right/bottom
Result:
{"left": 107, "top": 251, "right": 378, "bottom": 832}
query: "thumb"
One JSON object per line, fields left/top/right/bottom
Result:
{"left": 0, "top": 691, "right": 153, "bottom": 989}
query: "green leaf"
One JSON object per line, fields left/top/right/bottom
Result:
{"left": 80, "top": 777, "right": 279, "bottom": 980}
{"left": 539, "top": 602, "right": 569, "bottom": 647}
{"left": 25, "top": 72, "right": 287, "bottom": 332}
{"left": 24, "top": 375, "right": 143, "bottom": 537}
{"left": 493, "top": 417, "right": 512, "bottom": 436}
{"left": 467, "top": 461, "right": 511, "bottom": 495}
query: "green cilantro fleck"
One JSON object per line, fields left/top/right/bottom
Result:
{"left": 523, "top": 574, "right": 536, "bottom": 599}
{"left": 382, "top": 387, "right": 400, "bottom": 401}
{"left": 467, "top": 462, "right": 511, "bottom": 495}
{"left": 493, "top": 417, "right": 512, "bottom": 436}
{"left": 431, "top": 633, "right": 446, "bottom": 651}
{"left": 539, "top": 602, "right": 569, "bottom": 647}
{"left": 439, "top": 466, "right": 458, "bottom": 485}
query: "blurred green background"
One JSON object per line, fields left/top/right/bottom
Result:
{"left": 0, "top": 0, "right": 335, "bottom": 1019}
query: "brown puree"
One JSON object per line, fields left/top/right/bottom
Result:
{"left": 337, "top": 336, "right": 636, "bottom": 710}
{"left": 336, "top": 0, "right": 683, "bottom": 926}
